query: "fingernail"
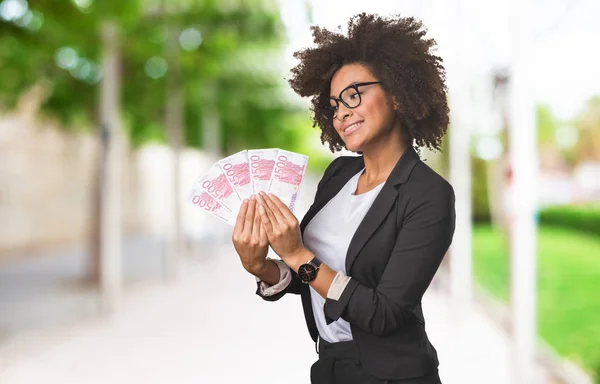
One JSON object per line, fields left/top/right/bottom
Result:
{"left": 243, "top": 198, "right": 248, "bottom": 203}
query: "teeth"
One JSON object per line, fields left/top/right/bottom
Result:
{"left": 344, "top": 122, "right": 362, "bottom": 132}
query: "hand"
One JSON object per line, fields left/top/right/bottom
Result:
{"left": 256, "top": 192, "right": 306, "bottom": 269}
{"left": 232, "top": 196, "right": 269, "bottom": 276}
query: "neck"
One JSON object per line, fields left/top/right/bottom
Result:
{"left": 360, "top": 127, "right": 407, "bottom": 184}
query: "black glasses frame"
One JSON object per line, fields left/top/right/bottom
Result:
{"left": 324, "top": 81, "right": 383, "bottom": 119}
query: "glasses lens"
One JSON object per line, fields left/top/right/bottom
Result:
{"left": 341, "top": 86, "right": 361, "bottom": 108}
{"left": 328, "top": 99, "right": 339, "bottom": 118}
{"left": 327, "top": 86, "right": 363, "bottom": 119}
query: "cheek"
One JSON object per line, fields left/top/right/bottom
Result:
{"left": 358, "top": 96, "right": 388, "bottom": 123}
{"left": 332, "top": 119, "right": 343, "bottom": 134}
{"left": 354, "top": 98, "right": 376, "bottom": 118}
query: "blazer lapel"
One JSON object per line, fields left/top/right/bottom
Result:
{"left": 345, "top": 147, "right": 421, "bottom": 273}
{"left": 300, "top": 156, "right": 364, "bottom": 235}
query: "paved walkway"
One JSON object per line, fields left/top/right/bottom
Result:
{"left": 0, "top": 239, "right": 556, "bottom": 384}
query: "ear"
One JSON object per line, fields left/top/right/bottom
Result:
{"left": 391, "top": 96, "right": 400, "bottom": 111}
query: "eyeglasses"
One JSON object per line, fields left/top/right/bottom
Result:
{"left": 323, "top": 81, "right": 383, "bottom": 119}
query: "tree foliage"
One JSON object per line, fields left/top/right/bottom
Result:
{"left": 574, "top": 96, "right": 600, "bottom": 162}
{"left": 0, "top": 0, "right": 304, "bottom": 152}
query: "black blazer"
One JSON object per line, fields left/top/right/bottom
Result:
{"left": 257, "top": 147, "right": 456, "bottom": 380}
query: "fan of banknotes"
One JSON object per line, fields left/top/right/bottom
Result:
{"left": 187, "top": 149, "right": 309, "bottom": 225}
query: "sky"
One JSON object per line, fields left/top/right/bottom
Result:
{"left": 278, "top": 0, "right": 600, "bottom": 121}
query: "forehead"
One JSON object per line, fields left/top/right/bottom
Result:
{"left": 330, "top": 63, "right": 377, "bottom": 96}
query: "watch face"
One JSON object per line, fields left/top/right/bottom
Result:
{"left": 298, "top": 263, "right": 317, "bottom": 282}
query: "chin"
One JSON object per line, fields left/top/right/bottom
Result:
{"left": 343, "top": 144, "right": 361, "bottom": 153}
{"left": 343, "top": 140, "right": 365, "bottom": 154}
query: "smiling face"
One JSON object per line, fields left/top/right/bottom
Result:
{"left": 329, "top": 63, "right": 399, "bottom": 153}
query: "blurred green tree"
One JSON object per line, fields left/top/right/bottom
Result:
{"left": 574, "top": 96, "right": 600, "bottom": 163}
{"left": 0, "top": 0, "right": 306, "bottom": 288}
{"left": 537, "top": 104, "right": 559, "bottom": 146}
{"left": 0, "top": 0, "right": 301, "bottom": 151}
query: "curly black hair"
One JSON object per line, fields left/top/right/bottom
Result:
{"left": 288, "top": 13, "right": 449, "bottom": 153}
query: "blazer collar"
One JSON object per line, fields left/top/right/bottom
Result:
{"left": 343, "top": 147, "right": 420, "bottom": 272}
{"left": 299, "top": 155, "right": 362, "bottom": 234}
{"left": 371, "top": 145, "right": 420, "bottom": 186}
{"left": 301, "top": 146, "right": 421, "bottom": 273}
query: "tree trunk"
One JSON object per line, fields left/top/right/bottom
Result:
{"left": 88, "top": 135, "right": 102, "bottom": 284}
{"left": 201, "top": 79, "right": 221, "bottom": 157}
{"left": 88, "top": 20, "right": 123, "bottom": 312}
{"left": 448, "top": 83, "right": 473, "bottom": 311}
{"left": 164, "top": 25, "right": 185, "bottom": 280}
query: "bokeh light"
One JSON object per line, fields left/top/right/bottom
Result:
{"left": 0, "top": 0, "right": 27, "bottom": 22}
{"left": 179, "top": 27, "right": 203, "bottom": 52}
{"left": 144, "top": 56, "right": 168, "bottom": 79}
{"left": 55, "top": 47, "right": 79, "bottom": 70}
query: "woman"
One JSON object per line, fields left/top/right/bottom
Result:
{"left": 232, "top": 13, "right": 455, "bottom": 384}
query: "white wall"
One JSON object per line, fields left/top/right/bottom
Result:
{"left": 0, "top": 115, "right": 225, "bottom": 258}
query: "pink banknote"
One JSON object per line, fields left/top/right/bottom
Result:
{"left": 188, "top": 190, "right": 235, "bottom": 225}
{"left": 267, "top": 149, "right": 309, "bottom": 213}
{"left": 187, "top": 149, "right": 309, "bottom": 225}
{"left": 187, "top": 162, "right": 240, "bottom": 225}
{"left": 248, "top": 148, "right": 278, "bottom": 193}
{"left": 192, "top": 162, "right": 241, "bottom": 211}
{"left": 218, "top": 150, "right": 254, "bottom": 201}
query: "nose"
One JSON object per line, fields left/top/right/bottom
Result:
{"left": 335, "top": 103, "right": 352, "bottom": 123}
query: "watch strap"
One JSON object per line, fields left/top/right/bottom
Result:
{"left": 310, "top": 256, "right": 322, "bottom": 268}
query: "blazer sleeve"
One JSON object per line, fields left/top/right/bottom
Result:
{"left": 323, "top": 181, "right": 456, "bottom": 336}
{"left": 255, "top": 155, "right": 347, "bottom": 301}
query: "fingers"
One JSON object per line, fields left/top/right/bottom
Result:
{"left": 265, "top": 193, "right": 296, "bottom": 222}
{"left": 257, "top": 192, "right": 286, "bottom": 227}
{"left": 251, "top": 197, "right": 262, "bottom": 240}
{"left": 233, "top": 198, "right": 249, "bottom": 236}
{"left": 233, "top": 194, "right": 292, "bottom": 249}
{"left": 243, "top": 197, "right": 256, "bottom": 238}
{"left": 258, "top": 211, "right": 267, "bottom": 242}
{"left": 255, "top": 203, "right": 269, "bottom": 247}
{"left": 258, "top": 202, "right": 275, "bottom": 238}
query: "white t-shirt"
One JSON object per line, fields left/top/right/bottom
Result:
{"left": 302, "top": 168, "right": 385, "bottom": 343}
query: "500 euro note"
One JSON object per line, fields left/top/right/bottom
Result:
{"left": 218, "top": 150, "right": 254, "bottom": 201}
{"left": 248, "top": 148, "right": 278, "bottom": 193}
{"left": 267, "top": 149, "right": 309, "bottom": 214}
{"left": 188, "top": 190, "right": 235, "bottom": 225}
{"left": 187, "top": 163, "right": 240, "bottom": 225}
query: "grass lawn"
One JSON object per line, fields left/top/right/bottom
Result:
{"left": 473, "top": 225, "right": 600, "bottom": 377}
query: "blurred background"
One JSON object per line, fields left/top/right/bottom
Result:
{"left": 0, "top": 0, "right": 599, "bottom": 383}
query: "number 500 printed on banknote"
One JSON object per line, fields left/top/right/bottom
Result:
{"left": 187, "top": 148, "right": 309, "bottom": 225}
{"left": 267, "top": 149, "right": 309, "bottom": 214}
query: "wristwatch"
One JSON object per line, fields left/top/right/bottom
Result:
{"left": 297, "top": 256, "right": 322, "bottom": 284}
